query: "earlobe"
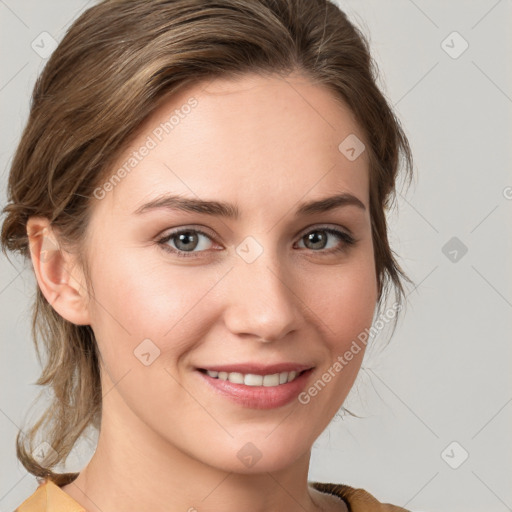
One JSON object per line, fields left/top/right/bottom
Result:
{"left": 26, "top": 216, "right": 91, "bottom": 326}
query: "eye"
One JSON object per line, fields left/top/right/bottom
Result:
{"left": 295, "top": 227, "right": 355, "bottom": 254}
{"left": 157, "top": 228, "right": 216, "bottom": 257}
{"left": 156, "top": 225, "right": 356, "bottom": 259}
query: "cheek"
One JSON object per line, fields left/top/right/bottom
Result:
{"left": 304, "top": 249, "right": 378, "bottom": 346}
{"left": 87, "top": 250, "right": 223, "bottom": 367}
{"left": 88, "top": 238, "right": 377, "bottom": 378}
{"left": 297, "top": 255, "right": 377, "bottom": 415}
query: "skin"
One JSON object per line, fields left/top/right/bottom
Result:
{"left": 27, "top": 71, "right": 378, "bottom": 512}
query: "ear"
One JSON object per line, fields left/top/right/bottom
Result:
{"left": 26, "top": 216, "right": 91, "bottom": 326}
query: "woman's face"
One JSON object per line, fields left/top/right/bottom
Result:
{"left": 81, "top": 72, "right": 378, "bottom": 473}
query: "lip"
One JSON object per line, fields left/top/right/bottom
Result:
{"left": 195, "top": 366, "right": 314, "bottom": 410}
{"left": 196, "top": 363, "right": 314, "bottom": 375}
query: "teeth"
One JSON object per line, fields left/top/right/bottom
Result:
{"left": 205, "top": 369, "right": 303, "bottom": 386}
{"left": 263, "top": 374, "right": 279, "bottom": 386}
{"left": 245, "top": 374, "right": 264, "bottom": 386}
{"left": 228, "top": 372, "right": 244, "bottom": 384}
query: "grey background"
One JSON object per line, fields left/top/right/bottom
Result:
{"left": 1, "top": 1, "right": 511, "bottom": 511}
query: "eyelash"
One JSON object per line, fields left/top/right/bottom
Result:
{"left": 156, "top": 225, "right": 356, "bottom": 259}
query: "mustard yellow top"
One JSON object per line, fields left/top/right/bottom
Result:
{"left": 14, "top": 478, "right": 410, "bottom": 511}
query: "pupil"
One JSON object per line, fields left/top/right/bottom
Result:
{"left": 176, "top": 232, "right": 197, "bottom": 251}
{"left": 307, "top": 231, "right": 326, "bottom": 249}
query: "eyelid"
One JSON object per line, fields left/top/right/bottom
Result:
{"left": 295, "top": 222, "right": 354, "bottom": 239}
{"left": 159, "top": 224, "right": 218, "bottom": 240}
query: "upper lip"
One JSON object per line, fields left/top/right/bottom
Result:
{"left": 197, "top": 363, "right": 314, "bottom": 375}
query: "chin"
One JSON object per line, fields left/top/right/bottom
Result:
{"left": 191, "top": 429, "right": 314, "bottom": 475}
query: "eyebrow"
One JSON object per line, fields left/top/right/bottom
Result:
{"left": 133, "top": 192, "right": 366, "bottom": 218}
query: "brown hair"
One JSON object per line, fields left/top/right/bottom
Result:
{"left": 1, "top": 0, "right": 413, "bottom": 485}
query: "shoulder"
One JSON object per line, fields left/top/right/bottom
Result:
{"left": 13, "top": 479, "right": 85, "bottom": 512}
{"left": 310, "top": 481, "right": 411, "bottom": 512}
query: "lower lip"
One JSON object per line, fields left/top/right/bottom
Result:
{"left": 196, "top": 369, "right": 314, "bottom": 409}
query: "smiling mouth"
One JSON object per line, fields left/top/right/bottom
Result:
{"left": 197, "top": 368, "right": 310, "bottom": 387}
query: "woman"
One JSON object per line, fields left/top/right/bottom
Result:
{"left": 2, "top": 0, "right": 414, "bottom": 510}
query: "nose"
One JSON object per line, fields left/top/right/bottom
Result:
{"left": 222, "top": 247, "right": 304, "bottom": 343}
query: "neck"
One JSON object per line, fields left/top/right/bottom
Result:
{"left": 61, "top": 392, "right": 326, "bottom": 512}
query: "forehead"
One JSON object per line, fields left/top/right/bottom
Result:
{"left": 97, "top": 71, "right": 369, "bottom": 218}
